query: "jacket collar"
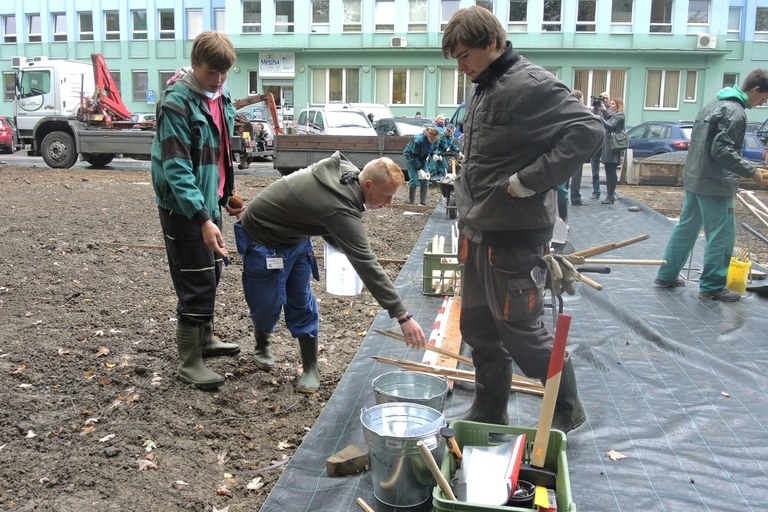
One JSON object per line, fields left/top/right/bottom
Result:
{"left": 474, "top": 42, "right": 520, "bottom": 91}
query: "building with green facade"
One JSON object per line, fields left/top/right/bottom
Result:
{"left": 2, "top": 0, "right": 768, "bottom": 126}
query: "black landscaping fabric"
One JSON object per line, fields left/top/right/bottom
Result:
{"left": 261, "top": 193, "right": 768, "bottom": 512}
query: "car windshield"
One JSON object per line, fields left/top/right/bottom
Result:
{"left": 397, "top": 122, "right": 426, "bottom": 136}
{"left": 326, "top": 111, "right": 370, "bottom": 129}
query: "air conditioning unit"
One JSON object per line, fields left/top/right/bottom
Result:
{"left": 391, "top": 37, "right": 408, "bottom": 48}
{"left": 696, "top": 33, "right": 716, "bottom": 49}
{"left": 11, "top": 56, "right": 25, "bottom": 68}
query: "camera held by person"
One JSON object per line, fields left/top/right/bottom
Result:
{"left": 591, "top": 95, "right": 603, "bottom": 109}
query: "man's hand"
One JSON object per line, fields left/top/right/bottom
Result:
{"left": 754, "top": 168, "right": 766, "bottom": 186}
{"left": 399, "top": 317, "right": 425, "bottom": 348}
{"left": 202, "top": 220, "right": 228, "bottom": 257}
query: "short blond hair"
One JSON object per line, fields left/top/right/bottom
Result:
{"left": 191, "top": 31, "right": 236, "bottom": 72}
{"left": 424, "top": 126, "right": 440, "bottom": 138}
{"left": 361, "top": 157, "right": 404, "bottom": 187}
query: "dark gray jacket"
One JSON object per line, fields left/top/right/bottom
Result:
{"left": 456, "top": 44, "right": 604, "bottom": 246}
{"left": 601, "top": 112, "right": 625, "bottom": 165}
{"left": 684, "top": 92, "right": 757, "bottom": 196}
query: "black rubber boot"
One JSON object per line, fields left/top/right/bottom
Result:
{"left": 550, "top": 356, "right": 586, "bottom": 433}
{"left": 419, "top": 182, "right": 429, "bottom": 206}
{"left": 408, "top": 187, "right": 416, "bottom": 204}
{"left": 201, "top": 321, "right": 240, "bottom": 358}
{"left": 296, "top": 336, "right": 320, "bottom": 394}
{"left": 253, "top": 330, "right": 274, "bottom": 371}
{"left": 176, "top": 323, "right": 225, "bottom": 390}
{"left": 461, "top": 361, "right": 511, "bottom": 425}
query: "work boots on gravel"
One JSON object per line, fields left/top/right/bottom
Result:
{"left": 296, "top": 336, "right": 320, "bottom": 394}
{"left": 699, "top": 289, "right": 741, "bottom": 302}
{"left": 201, "top": 322, "right": 241, "bottom": 358}
{"left": 253, "top": 330, "right": 275, "bottom": 370}
{"left": 176, "top": 322, "right": 225, "bottom": 391}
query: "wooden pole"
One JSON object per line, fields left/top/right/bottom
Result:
{"left": 583, "top": 258, "right": 667, "bottom": 265}
{"left": 373, "top": 328, "right": 473, "bottom": 365}
{"left": 571, "top": 234, "right": 650, "bottom": 258}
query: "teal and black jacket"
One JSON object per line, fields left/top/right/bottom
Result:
{"left": 151, "top": 68, "right": 236, "bottom": 224}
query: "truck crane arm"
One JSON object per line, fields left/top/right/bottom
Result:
{"left": 88, "top": 53, "right": 133, "bottom": 123}
{"left": 232, "top": 92, "right": 282, "bottom": 134}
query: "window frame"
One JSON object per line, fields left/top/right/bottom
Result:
{"left": 649, "top": 0, "right": 673, "bottom": 34}
{"left": 131, "top": 10, "right": 148, "bottom": 41}
{"left": 158, "top": 9, "right": 175, "bottom": 40}
{"left": 508, "top": 0, "right": 527, "bottom": 32}
{"left": 3, "top": 71, "right": 15, "bottom": 101}
{"left": 408, "top": 0, "right": 427, "bottom": 33}
{"left": 576, "top": 0, "right": 596, "bottom": 33}
{"left": 727, "top": 7, "right": 742, "bottom": 42}
{"left": 645, "top": 69, "right": 680, "bottom": 110}
{"left": 438, "top": 67, "right": 470, "bottom": 106}
{"left": 275, "top": 0, "right": 295, "bottom": 34}
{"left": 441, "top": 0, "right": 460, "bottom": 31}
{"left": 311, "top": 67, "right": 361, "bottom": 104}
{"left": 374, "top": 67, "right": 424, "bottom": 106}
{"left": 78, "top": 12, "right": 93, "bottom": 42}
{"left": 159, "top": 70, "right": 175, "bottom": 93}
{"left": 343, "top": 0, "right": 362, "bottom": 33}
{"left": 132, "top": 70, "right": 148, "bottom": 102}
{"left": 684, "top": 70, "right": 698, "bottom": 102}
{"left": 104, "top": 11, "right": 120, "bottom": 41}
{"left": 27, "top": 13, "right": 41, "bottom": 43}
{"left": 756, "top": 7, "right": 768, "bottom": 42}
{"left": 3, "top": 15, "right": 17, "bottom": 43}
{"left": 375, "top": 0, "right": 395, "bottom": 33}
{"left": 52, "top": 12, "right": 67, "bottom": 42}
{"left": 243, "top": 0, "right": 263, "bottom": 34}
{"left": 186, "top": 8, "right": 203, "bottom": 40}
{"left": 311, "top": 0, "right": 331, "bottom": 34}
{"left": 542, "top": 0, "right": 563, "bottom": 32}
{"left": 214, "top": 8, "right": 226, "bottom": 32}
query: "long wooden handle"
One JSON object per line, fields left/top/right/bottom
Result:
{"left": 373, "top": 328, "right": 473, "bottom": 364}
{"left": 356, "top": 497, "right": 375, "bottom": 512}
{"left": 584, "top": 258, "right": 667, "bottom": 266}
{"left": 571, "top": 234, "right": 649, "bottom": 258}
{"left": 417, "top": 440, "right": 457, "bottom": 501}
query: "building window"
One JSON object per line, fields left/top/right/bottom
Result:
{"left": 132, "top": 10, "right": 148, "bottom": 40}
{"left": 645, "top": 69, "right": 680, "bottom": 109}
{"left": 4, "top": 72, "right": 15, "bottom": 101}
{"left": 576, "top": 0, "right": 596, "bottom": 32}
{"left": 186, "top": 9, "right": 203, "bottom": 40}
{"left": 441, "top": 1, "right": 460, "bottom": 31}
{"left": 243, "top": 1, "right": 262, "bottom": 33}
{"left": 78, "top": 12, "right": 93, "bottom": 41}
{"left": 132, "top": 71, "right": 148, "bottom": 102}
{"left": 688, "top": 0, "right": 708, "bottom": 24}
{"left": 159, "top": 71, "right": 174, "bottom": 92}
{"left": 275, "top": 0, "right": 295, "bottom": 33}
{"left": 727, "top": 7, "right": 741, "bottom": 41}
{"left": 28, "top": 14, "right": 41, "bottom": 43}
{"left": 375, "top": 68, "right": 424, "bottom": 105}
{"left": 52, "top": 13, "right": 67, "bottom": 42}
{"left": 409, "top": 0, "right": 427, "bottom": 32}
{"left": 611, "top": 0, "right": 632, "bottom": 33}
{"left": 684, "top": 70, "right": 698, "bottom": 102}
{"left": 508, "top": 0, "right": 527, "bottom": 32}
{"left": 439, "top": 68, "right": 470, "bottom": 106}
{"left": 214, "top": 8, "right": 226, "bottom": 31}
{"left": 248, "top": 71, "right": 259, "bottom": 95}
{"left": 755, "top": 8, "right": 768, "bottom": 42}
{"left": 650, "top": 0, "right": 673, "bottom": 34}
{"left": 375, "top": 0, "right": 395, "bottom": 32}
{"left": 3, "top": 15, "right": 17, "bottom": 43}
{"left": 343, "top": 0, "right": 361, "bottom": 33}
{"left": 573, "top": 68, "right": 626, "bottom": 103}
{"left": 105, "top": 11, "right": 120, "bottom": 41}
{"left": 110, "top": 71, "right": 121, "bottom": 95}
{"left": 159, "top": 10, "right": 175, "bottom": 40}
{"left": 722, "top": 73, "right": 738, "bottom": 88}
{"left": 542, "top": 0, "right": 562, "bottom": 32}
{"left": 475, "top": 0, "right": 493, "bottom": 13}
{"left": 311, "top": 68, "right": 360, "bottom": 104}
{"left": 312, "top": 0, "right": 330, "bottom": 34}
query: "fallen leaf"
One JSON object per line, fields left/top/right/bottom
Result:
{"left": 137, "top": 459, "right": 158, "bottom": 471}
{"left": 214, "top": 485, "right": 232, "bottom": 497}
{"left": 84, "top": 418, "right": 99, "bottom": 426}
{"left": 99, "top": 434, "right": 115, "bottom": 443}
{"left": 212, "top": 507, "right": 230, "bottom": 512}
{"left": 721, "top": 391, "right": 731, "bottom": 398}
{"left": 80, "top": 425, "right": 96, "bottom": 436}
{"left": 25, "top": 311, "right": 33, "bottom": 317}
{"left": 83, "top": 369, "right": 97, "bottom": 380}
{"left": 246, "top": 476, "right": 264, "bottom": 491}
{"left": 173, "top": 480, "right": 190, "bottom": 487}
{"left": 26, "top": 430, "right": 37, "bottom": 439}
{"left": 0, "top": 444, "right": 6, "bottom": 451}
{"left": 223, "top": 472, "right": 234, "bottom": 479}
{"left": 606, "top": 450, "right": 626, "bottom": 461}
{"left": 18, "top": 383, "right": 33, "bottom": 389}
{"left": 95, "top": 346, "right": 110, "bottom": 357}
{"left": 11, "top": 365, "right": 27, "bottom": 374}
{"left": 217, "top": 450, "right": 229, "bottom": 466}
{"left": 109, "top": 328, "right": 121, "bottom": 334}
{"left": 143, "top": 439, "right": 157, "bottom": 452}
{"left": 58, "top": 348, "right": 70, "bottom": 355}
{"left": 277, "top": 440, "right": 295, "bottom": 451}
{"left": 105, "top": 361, "right": 116, "bottom": 369}
{"left": 95, "top": 329, "right": 104, "bottom": 336}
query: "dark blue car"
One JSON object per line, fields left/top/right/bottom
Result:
{"left": 627, "top": 121, "right": 693, "bottom": 158}
{"left": 742, "top": 131, "right": 767, "bottom": 163}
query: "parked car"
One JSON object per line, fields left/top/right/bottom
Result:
{"left": 627, "top": 121, "right": 693, "bottom": 158}
{"left": 742, "top": 131, "right": 767, "bottom": 163}
{"left": 295, "top": 106, "right": 377, "bottom": 135}
{"left": 130, "top": 112, "right": 156, "bottom": 124}
{"left": 0, "top": 115, "right": 19, "bottom": 154}
{"left": 375, "top": 117, "right": 429, "bottom": 137}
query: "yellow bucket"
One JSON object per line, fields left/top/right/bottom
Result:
{"left": 726, "top": 257, "right": 751, "bottom": 295}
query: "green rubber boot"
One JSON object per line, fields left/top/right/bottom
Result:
{"left": 201, "top": 321, "right": 240, "bottom": 358}
{"left": 253, "top": 330, "right": 275, "bottom": 371}
{"left": 408, "top": 187, "right": 416, "bottom": 205}
{"left": 460, "top": 360, "right": 511, "bottom": 425}
{"left": 419, "top": 181, "right": 429, "bottom": 205}
{"left": 296, "top": 336, "right": 320, "bottom": 394}
{"left": 176, "top": 322, "right": 225, "bottom": 390}
{"left": 550, "top": 356, "right": 587, "bottom": 433}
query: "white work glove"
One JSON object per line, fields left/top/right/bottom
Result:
{"left": 418, "top": 169, "right": 430, "bottom": 180}
{"left": 540, "top": 253, "right": 584, "bottom": 296}
{"left": 432, "top": 154, "right": 442, "bottom": 161}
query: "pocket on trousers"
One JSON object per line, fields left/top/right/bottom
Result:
{"left": 494, "top": 278, "right": 543, "bottom": 322}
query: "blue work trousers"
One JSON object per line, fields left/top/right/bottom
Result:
{"left": 234, "top": 222, "right": 319, "bottom": 338}
{"left": 656, "top": 191, "right": 736, "bottom": 293}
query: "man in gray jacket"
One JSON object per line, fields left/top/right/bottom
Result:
{"left": 442, "top": 6, "right": 603, "bottom": 432}
{"left": 655, "top": 70, "right": 767, "bottom": 301}
{"left": 235, "top": 153, "right": 425, "bottom": 393}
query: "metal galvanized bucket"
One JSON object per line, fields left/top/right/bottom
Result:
{"left": 360, "top": 403, "right": 445, "bottom": 507}
{"left": 372, "top": 371, "right": 449, "bottom": 412}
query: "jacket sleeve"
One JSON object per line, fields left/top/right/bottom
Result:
{"left": 710, "top": 109, "right": 756, "bottom": 178}
{"left": 603, "top": 112, "right": 625, "bottom": 133}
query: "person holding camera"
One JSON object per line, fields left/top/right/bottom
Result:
{"left": 589, "top": 92, "right": 611, "bottom": 200}
{"left": 598, "top": 98, "right": 625, "bottom": 204}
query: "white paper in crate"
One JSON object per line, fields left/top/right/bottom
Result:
{"left": 324, "top": 244, "right": 363, "bottom": 296}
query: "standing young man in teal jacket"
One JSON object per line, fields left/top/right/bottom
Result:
{"left": 151, "top": 31, "right": 245, "bottom": 390}
{"left": 655, "top": 70, "right": 767, "bottom": 301}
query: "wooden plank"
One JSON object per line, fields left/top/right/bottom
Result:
{"left": 435, "top": 296, "right": 463, "bottom": 389}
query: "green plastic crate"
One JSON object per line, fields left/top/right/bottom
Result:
{"left": 432, "top": 420, "right": 575, "bottom": 512}
{"left": 422, "top": 241, "right": 461, "bottom": 296}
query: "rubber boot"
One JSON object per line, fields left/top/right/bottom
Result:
{"left": 408, "top": 186, "right": 416, "bottom": 205}
{"left": 253, "top": 330, "right": 274, "bottom": 371}
{"left": 549, "top": 356, "right": 586, "bottom": 433}
{"left": 460, "top": 360, "right": 511, "bottom": 425}
{"left": 296, "top": 336, "right": 320, "bottom": 394}
{"left": 176, "top": 322, "right": 225, "bottom": 390}
{"left": 201, "top": 321, "right": 240, "bottom": 358}
{"left": 419, "top": 182, "right": 429, "bottom": 205}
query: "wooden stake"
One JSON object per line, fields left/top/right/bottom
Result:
{"left": 571, "top": 234, "right": 650, "bottom": 258}
{"left": 583, "top": 258, "right": 667, "bottom": 265}
{"left": 373, "top": 328, "right": 473, "bottom": 364}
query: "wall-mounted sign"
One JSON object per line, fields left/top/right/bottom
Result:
{"left": 258, "top": 52, "right": 295, "bottom": 78}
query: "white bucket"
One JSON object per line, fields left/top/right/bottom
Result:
{"left": 324, "top": 243, "right": 363, "bottom": 296}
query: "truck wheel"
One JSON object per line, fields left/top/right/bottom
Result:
{"left": 85, "top": 154, "right": 115, "bottom": 167}
{"left": 41, "top": 131, "right": 78, "bottom": 169}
